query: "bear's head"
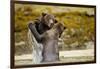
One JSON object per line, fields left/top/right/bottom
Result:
{"left": 53, "top": 23, "right": 66, "bottom": 37}
{"left": 41, "top": 12, "right": 57, "bottom": 28}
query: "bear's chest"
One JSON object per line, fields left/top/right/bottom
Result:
{"left": 46, "top": 29, "right": 58, "bottom": 40}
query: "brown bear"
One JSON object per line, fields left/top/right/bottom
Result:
{"left": 41, "top": 23, "right": 66, "bottom": 62}
{"left": 28, "top": 13, "right": 57, "bottom": 63}
{"left": 29, "top": 22, "right": 65, "bottom": 62}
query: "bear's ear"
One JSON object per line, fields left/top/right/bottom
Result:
{"left": 42, "top": 12, "right": 47, "bottom": 17}
{"left": 64, "top": 27, "right": 66, "bottom": 30}
{"left": 55, "top": 19, "right": 58, "bottom": 23}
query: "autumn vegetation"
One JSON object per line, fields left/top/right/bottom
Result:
{"left": 15, "top": 4, "right": 95, "bottom": 54}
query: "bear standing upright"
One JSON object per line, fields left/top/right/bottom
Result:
{"left": 28, "top": 13, "right": 57, "bottom": 63}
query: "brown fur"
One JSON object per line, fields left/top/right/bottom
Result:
{"left": 41, "top": 23, "right": 65, "bottom": 62}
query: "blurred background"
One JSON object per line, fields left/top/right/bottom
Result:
{"left": 14, "top": 4, "right": 95, "bottom": 65}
